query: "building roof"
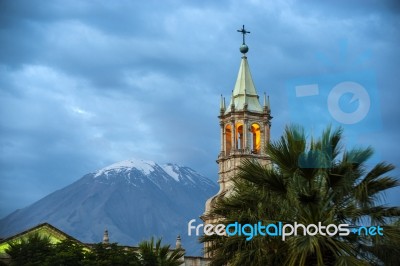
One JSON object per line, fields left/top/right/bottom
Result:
{"left": 226, "top": 55, "right": 263, "bottom": 114}
{"left": 0, "top": 222, "right": 85, "bottom": 253}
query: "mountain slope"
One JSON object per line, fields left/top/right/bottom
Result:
{"left": 0, "top": 159, "right": 218, "bottom": 255}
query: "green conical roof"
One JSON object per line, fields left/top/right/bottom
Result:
{"left": 226, "top": 56, "right": 263, "bottom": 113}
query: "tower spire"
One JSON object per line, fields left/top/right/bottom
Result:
{"left": 202, "top": 25, "right": 272, "bottom": 259}
{"left": 226, "top": 37, "right": 262, "bottom": 113}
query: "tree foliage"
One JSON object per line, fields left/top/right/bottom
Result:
{"left": 5, "top": 234, "right": 183, "bottom": 266}
{"left": 138, "top": 237, "right": 184, "bottom": 266}
{"left": 83, "top": 243, "right": 140, "bottom": 266}
{"left": 46, "top": 239, "right": 86, "bottom": 266}
{"left": 202, "top": 125, "right": 400, "bottom": 266}
{"left": 6, "top": 232, "right": 53, "bottom": 266}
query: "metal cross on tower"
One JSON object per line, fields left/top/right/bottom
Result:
{"left": 237, "top": 25, "right": 250, "bottom": 45}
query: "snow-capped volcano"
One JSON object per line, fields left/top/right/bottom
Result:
{"left": 0, "top": 159, "right": 218, "bottom": 255}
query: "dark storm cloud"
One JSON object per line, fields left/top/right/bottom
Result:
{"left": 1, "top": 0, "right": 399, "bottom": 216}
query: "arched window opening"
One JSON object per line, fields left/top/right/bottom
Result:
{"left": 250, "top": 123, "right": 261, "bottom": 154}
{"left": 225, "top": 124, "right": 232, "bottom": 155}
{"left": 236, "top": 123, "right": 244, "bottom": 150}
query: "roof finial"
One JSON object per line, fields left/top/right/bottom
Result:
{"left": 237, "top": 25, "right": 250, "bottom": 45}
{"left": 102, "top": 229, "right": 109, "bottom": 244}
{"left": 176, "top": 235, "right": 182, "bottom": 249}
{"left": 230, "top": 92, "right": 235, "bottom": 111}
{"left": 263, "top": 92, "right": 267, "bottom": 108}
{"left": 237, "top": 25, "right": 250, "bottom": 55}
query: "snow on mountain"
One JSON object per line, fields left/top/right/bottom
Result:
{"left": 0, "top": 159, "right": 218, "bottom": 255}
{"left": 162, "top": 163, "right": 180, "bottom": 181}
{"left": 94, "top": 158, "right": 156, "bottom": 177}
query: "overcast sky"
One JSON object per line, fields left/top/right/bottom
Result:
{"left": 1, "top": 0, "right": 399, "bottom": 217}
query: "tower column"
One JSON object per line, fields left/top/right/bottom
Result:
{"left": 260, "top": 127, "right": 265, "bottom": 155}
{"left": 261, "top": 122, "right": 268, "bottom": 155}
{"left": 243, "top": 119, "right": 248, "bottom": 151}
{"left": 265, "top": 123, "right": 270, "bottom": 152}
{"left": 220, "top": 122, "right": 224, "bottom": 154}
{"left": 231, "top": 119, "right": 235, "bottom": 151}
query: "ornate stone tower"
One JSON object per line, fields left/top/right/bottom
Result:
{"left": 202, "top": 25, "right": 272, "bottom": 229}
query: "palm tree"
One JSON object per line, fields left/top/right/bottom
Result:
{"left": 202, "top": 125, "right": 400, "bottom": 266}
{"left": 138, "top": 237, "right": 184, "bottom": 266}
{"left": 6, "top": 232, "right": 54, "bottom": 266}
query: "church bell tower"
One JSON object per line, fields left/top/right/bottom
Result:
{"left": 202, "top": 25, "right": 272, "bottom": 227}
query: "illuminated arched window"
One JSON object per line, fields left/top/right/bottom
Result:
{"left": 236, "top": 123, "right": 243, "bottom": 150}
{"left": 225, "top": 124, "right": 232, "bottom": 154}
{"left": 250, "top": 123, "right": 261, "bottom": 154}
